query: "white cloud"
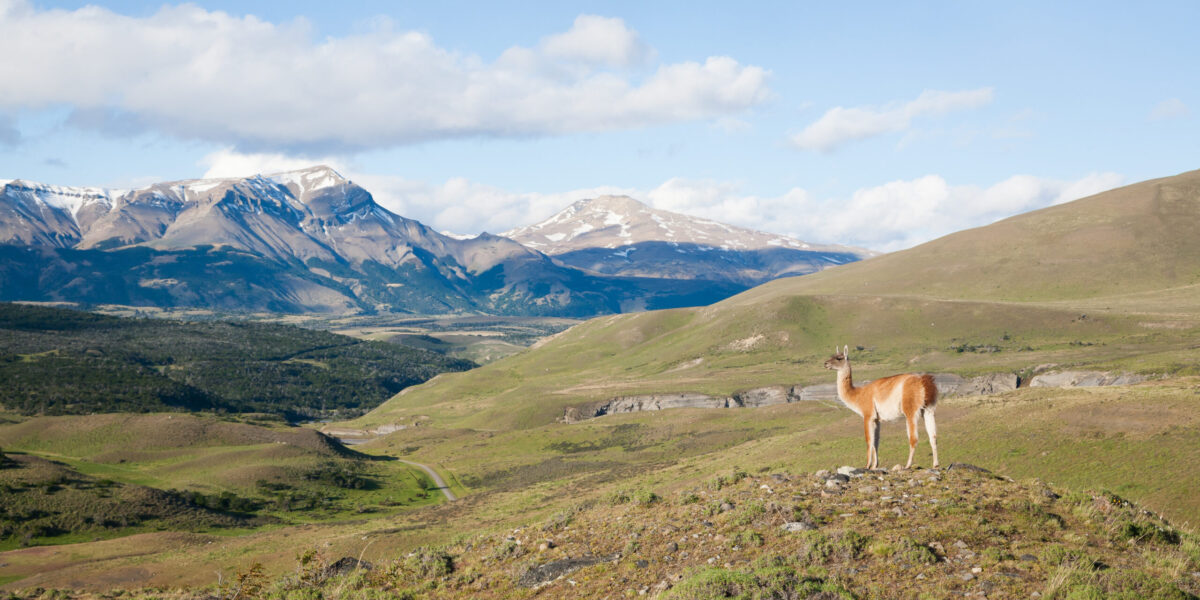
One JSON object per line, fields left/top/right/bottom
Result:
{"left": 200, "top": 150, "right": 1122, "bottom": 252}
{"left": 644, "top": 172, "right": 1122, "bottom": 251}
{"left": 0, "top": 3, "right": 768, "bottom": 150}
{"left": 541, "top": 15, "right": 652, "bottom": 67}
{"left": 200, "top": 149, "right": 349, "bottom": 179}
{"left": 1150, "top": 97, "right": 1189, "bottom": 120}
{"left": 792, "top": 88, "right": 994, "bottom": 152}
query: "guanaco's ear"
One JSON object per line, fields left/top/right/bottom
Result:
{"left": 843, "top": 345, "right": 849, "bottom": 357}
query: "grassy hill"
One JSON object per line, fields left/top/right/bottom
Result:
{"left": 4, "top": 170, "right": 1200, "bottom": 594}
{"left": 0, "top": 303, "right": 474, "bottom": 419}
{"left": 253, "top": 464, "right": 1197, "bottom": 599}
{"left": 0, "top": 413, "right": 445, "bottom": 552}
{"left": 779, "top": 168, "right": 1200, "bottom": 302}
{"left": 341, "top": 169, "right": 1200, "bottom": 433}
{"left": 0, "top": 452, "right": 269, "bottom": 552}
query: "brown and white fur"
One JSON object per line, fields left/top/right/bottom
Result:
{"left": 823, "top": 346, "right": 939, "bottom": 470}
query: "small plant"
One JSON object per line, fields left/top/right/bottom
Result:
{"left": 730, "top": 501, "right": 766, "bottom": 527}
{"left": 730, "top": 530, "right": 765, "bottom": 548}
{"left": 678, "top": 492, "right": 701, "bottom": 505}
{"left": 663, "top": 565, "right": 852, "bottom": 600}
{"left": 487, "top": 539, "right": 523, "bottom": 561}
{"left": 867, "top": 541, "right": 896, "bottom": 558}
{"left": 981, "top": 547, "right": 1015, "bottom": 565}
{"left": 402, "top": 547, "right": 455, "bottom": 579}
{"left": 222, "top": 562, "right": 267, "bottom": 600}
{"left": 633, "top": 490, "right": 660, "bottom": 506}
{"left": 605, "top": 489, "right": 631, "bottom": 505}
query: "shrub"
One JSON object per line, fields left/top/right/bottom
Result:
{"left": 730, "top": 502, "right": 766, "bottom": 527}
{"left": 402, "top": 547, "right": 455, "bottom": 579}
{"left": 663, "top": 566, "right": 853, "bottom": 600}
{"left": 633, "top": 490, "right": 660, "bottom": 506}
{"left": 795, "top": 530, "right": 868, "bottom": 564}
{"left": 605, "top": 489, "right": 631, "bottom": 505}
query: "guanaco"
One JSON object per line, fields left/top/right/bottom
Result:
{"left": 823, "top": 346, "right": 939, "bottom": 469}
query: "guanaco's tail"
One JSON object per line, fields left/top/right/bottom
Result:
{"left": 918, "top": 374, "right": 938, "bottom": 409}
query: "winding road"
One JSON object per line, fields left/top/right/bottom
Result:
{"left": 399, "top": 459, "right": 458, "bottom": 502}
{"left": 333, "top": 435, "right": 458, "bottom": 502}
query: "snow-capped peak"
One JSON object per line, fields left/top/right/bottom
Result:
{"left": 268, "top": 165, "right": 347, "bottom": 195}
{"left": 2, "top": 178, "right": 114, "bottom": 217}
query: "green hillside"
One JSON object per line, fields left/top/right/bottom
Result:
{"left": 776, "top": 168, "right": 1200, "bottom": 302}
{"left": 346, "top": 169, "right": 1200, "bottom": 433}
{"left": 4, "top": 170, "right": 1200, "bottom": 594}
{"left": 0, "top": 413, "right": 443, "bottom": 551}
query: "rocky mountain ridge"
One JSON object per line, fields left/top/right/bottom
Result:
{"left": 504, "top": 195, "right": 873, "bottom": 286}
{"left": 0, "top": 168, "right": 747, "bottom": 315}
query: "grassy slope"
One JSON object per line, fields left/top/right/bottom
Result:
{"left": 0, "top": 414, "right": 445, "bottom": 557}
{"left": 347, "top": 169, "right": 1200, "bottom": 432}
{"left": 6, "top": 170, "right": 1200, "bottom": 593}
{"left": 4, "top": 382, "right": 1200, "bottom": 596}
{"left": 0, "top": 453, "right": 267, "bottom": 552}
{"left": 779, "top": 168, "right": 1200, "bottom": 301}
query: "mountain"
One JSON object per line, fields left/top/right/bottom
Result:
{"left": 350, "top": 169, "right": 1200, "bottom": 432}
{"left": 503, "top": 195, "right": 873, "bottom": 286}
{"left": 0, "top": 168, "right": 744, "bottom": 316}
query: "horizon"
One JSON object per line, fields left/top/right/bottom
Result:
{"left": 1, "top": 1, "right": 1197, "bottom": 251}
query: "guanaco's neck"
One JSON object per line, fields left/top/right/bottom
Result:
{"left": 835, "top": 364, "right": 857, "bottom": 405}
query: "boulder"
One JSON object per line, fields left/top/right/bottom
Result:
{"left": 734, "top": 386, "right": 791, "bottom": 407}
{"left": 959, "top": 372, "right": 1019, "bottom": 395}
{"left": 932, "top": 373, "right": 966, "bottom": 396}
{"left": 780, "top": 521, "right": 817, "bottom": 532}
{"left": 794, "top": 383, "right": 838, "bottom": 402}
{"left": 1029, "top": 371, "right": 1146, "bottom": 388}
{"left": 517, "top": 554, "right": 618, "bottom": 588}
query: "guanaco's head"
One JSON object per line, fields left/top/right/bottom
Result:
{"left": 823, "top": 345, "right": 850, "bottom": 371}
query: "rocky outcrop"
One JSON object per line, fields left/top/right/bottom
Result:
{"left": 792, "top": 383, "right": 838, "bottom": 402}
{"left": 1029, "top": 370, "right": 1148, "bottom": 388}
{"left": 564, "top": 393, "right": 733, "bottom": 422}
{"left": 564, "top": 368, "right": 1152, "bottom": 422}
{"left": 934, "top": 373, "right": 1019, "bottom": 397}
{"left": 518, "top": 554, "right": 619, "bottom": 588}
{"left": 733, "top": 386, "right": 791, "bottom": 407}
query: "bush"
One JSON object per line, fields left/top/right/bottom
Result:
{"left": 663, "top": 566, "right": 853, "bottom": 600}
{"left": 633, "top": 490, "right": 660, "bottom": 506}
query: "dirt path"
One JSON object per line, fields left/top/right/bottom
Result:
{"left": 398, "top": 459, "right": 458, "bottom": 502}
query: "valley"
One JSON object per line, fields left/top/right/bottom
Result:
{"left": 2, "top": 171, "right": 1200, "bottom": 598}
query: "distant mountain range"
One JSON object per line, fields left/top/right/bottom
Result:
{"left": 504, "top": 195, "right": 872, "bottom": 286}
{"left": 0, "top": 167, "right": 870, "bottom": 315}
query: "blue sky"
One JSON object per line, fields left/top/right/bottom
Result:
{"left": 1, "top": 1, "right": 1196, "bottom": 250}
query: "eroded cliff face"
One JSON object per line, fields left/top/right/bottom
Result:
{"left": 561, "top": 370, "right": 1148, "bottom": 422}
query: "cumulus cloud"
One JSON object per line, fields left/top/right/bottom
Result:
{"left": 541, "top": 15, "right": 652, "bottom": 66}
{"left": 0, "top": 2, "right": 768, "bottom": 151}
{"left": 1150, "top": 97, "right": 1189, "bottom": 120}
{"left": 645, "top": 172, "right": 1123, "bottom": 251}
{"left": 792, "top": 88, "right": 994, "bottom": 152}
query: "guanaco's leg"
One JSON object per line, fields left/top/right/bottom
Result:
{"left": 862, "top": 416, "right": 874, "bottom": 469}
{"left": 924, "top": 408, "right": 939, "bottom": 468}
{"left": 871, "top": 418, "right": 881, "bottom": 469}
{"left": 904, "top": 410, "right": 920, "bottom": 469}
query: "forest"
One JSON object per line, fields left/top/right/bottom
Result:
{"left": 0, "top": 303, "right": 475, "bottom": 420}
